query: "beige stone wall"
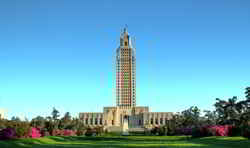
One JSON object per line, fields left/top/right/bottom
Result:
{"left": 103, "top": 107, "right": 117, "bottom": 126}
{"left": 102, "top": 106, "right": 149, "bottom": 127}
{"left": 79, "top": 112, "right": 103, "bottom": 127}
{"left": 79, "top": 107, "right": 173, "bottom": 128}
{"left": 143, "top": 112, "right": 173, "bottom": 126}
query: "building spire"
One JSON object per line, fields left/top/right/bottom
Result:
{"left": 124, "top": 24, "right": 128, "bottom": 33}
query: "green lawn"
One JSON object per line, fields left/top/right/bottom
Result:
{"left": 0, "top": 136, "right": 249, "bottom": 148}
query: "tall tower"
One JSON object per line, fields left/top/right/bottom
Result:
{"left": 116, "top": 27, "right": 136, "bottom": 108}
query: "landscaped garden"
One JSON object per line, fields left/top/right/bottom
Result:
{"left": 0, "top": 87, "right": 250, "bottom": 147}
{"left": 0, "top": 136, "right": 249, "bottom": 148}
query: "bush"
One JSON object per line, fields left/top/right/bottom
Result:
{"left": 242, "top": 126, "right": 250, "bottom": 139}
{"left": 15, "top": 126, "right": 30, "bottom": 138}
{"left": 63, "top": 129, "right": 76, "bottom": 136}
{"left": 41, "top": 128, "right": 50, "bottom": 137}
{"left": 150, "top": 127, "right": 158, "bottom": 135}
{"left": 94, "top": 126, "right": 104, "bottom": 136}
{"left": 52, "top": 129, "right": 63, "bottom": 136}
{"left": 176, "top": 127, "right": 193, "bottom": 135}
{"left": 76, "top": 129, "right": 86, "bottom": 136}
{"left": 0, "top": 128, "right": 16, "bottom": 140}
{"left": 158, "top": 126, "right": 166, "bottom": 136}
{"left": 231, "top": 126, "right": 242, "bottom": 136}
{"left": 29, "top": 127, "right": 41, "bottom": 138}
{"left": 150, "top": 126, "right": 167, "bottom": 136}
{"left": 85, "top": 128, "right": 96, "bottom": 136}
{"left": 192, "top": 125, "right": 234, "bottom": 138}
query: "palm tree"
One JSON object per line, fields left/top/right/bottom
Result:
{"left": 214, "top": 97, "right": 241, "bottom": 125}
{"left": 245, "top": 87, "right": 250, "bottom": 100}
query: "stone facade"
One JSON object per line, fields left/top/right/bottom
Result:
{"left": 79, "top": 28, "right": 173, "bottom": 130}
{"left": 79, "top": 112, "right": 103, "bottom": 127}
{"left": 79, "top": 107, "right": 173, "bottom": 128}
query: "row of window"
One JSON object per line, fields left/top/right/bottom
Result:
{"left": 82, "top": 114, "right": 103, "bottom": 118}
{"left": 85, "top": 118, "right": 103, "bottom": 125}
{"left": 150, "top": 118, "right": 169, "bottom": 125}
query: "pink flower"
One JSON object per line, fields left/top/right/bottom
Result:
{"left": 29, "top": 127, "right": 41, "bottom": 138}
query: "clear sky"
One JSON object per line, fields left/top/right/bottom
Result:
{"left": 0, "top": 0, "right": 249, "bottom": 120}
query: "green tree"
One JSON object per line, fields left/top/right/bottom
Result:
{"left": 59, "top": 112, "right": 72, "bottom": 129}
{"left": 51, "top": 107, "right": 60, "bottom": 121}
{"left": 239, "top": 87, "right": 250, "bottom": 125}
{"left": 245, "top": 87, "right": 250, "bottom": 100}
{"left": 181, "top": 106, "right": 201, "bottom": 127}
{"left": 11, "top": 116, "right": 21, "bottom": 122}
{"left": 203, "top": 110, "right": 217, "bottom": 125}
{"left": 215, "top": 96, "right": 243, "bottom": 125}
{"left": 31, "top": 116, "right": 45, "bottom": 128}
{"left": 63, "top": 112, "right": 71, "bottom": 121}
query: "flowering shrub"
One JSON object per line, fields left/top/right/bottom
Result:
{"left": 29, "top": 127, "right": 41, "bottom": 138}
{"left": 52, "top": 129, "right": 63, "bottom": 136}
{"left": 192, "top": 125, "right": 233, "bottom": 137}
{"left": 63, "top": 129, "right": 76, "bottom": 136}
{"left": 211, "top": 125, "right": 233, "bottom": 136}
{"left": 176, "top": 127, "right": 193, "bottom": 135}
{"left": 0, "top": 128, "right": 16, "bottom": 140}
{"left": 76, "top": 129, "right": 86, "bottom": 136}
{"left": 51, "top": 129, "right": 76, "bottom": 136}
{"left": 40, "top": 128, "right": 50, "bottom": 137}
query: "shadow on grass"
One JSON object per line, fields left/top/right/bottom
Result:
{"left": 191, "top": 136, "right": 250, "bottom": 148}
{"left": 49, "top": 135, "right": 190, "bottom": 142}
{"left": 1, "top": 136, "right": 249, "bottom": 148}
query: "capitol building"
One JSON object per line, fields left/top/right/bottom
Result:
{"left": 79, "top": 28, "right": 173, "bottom": 132}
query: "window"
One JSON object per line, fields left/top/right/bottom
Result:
{"left": 112, "top": 120, "right": 114, "bottom": 125}
{"left": 95, "top": 118, "right": 98, "bottom": 125}
{"left": 85, "top": 118, "right": 88, "bottom": 124}
{"left": 90, "top": 118, "right": 93, "bottom": 125}
{"left": 160, "top": 118, "right": 163, "bottom": 125}
{"left": 100, "top": 118, "right": 103, "bottom": 125}
{"left": 155, "top": 119, "right": 158, "bottom": 125}
{"left": 125, "top": 41, "right": 128, "bottom": 46}
{"left": 165, "top": 118, "right": 168, "bottom": 125}
{"left": 151, "top": 118, "right": 153, "bottom": 124}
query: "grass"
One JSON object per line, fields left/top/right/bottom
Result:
{"left": 0, "top": 136, "right": 249, "bottom": 148}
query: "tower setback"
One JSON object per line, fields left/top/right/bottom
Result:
{"left": 116, "top": 28, "right": 136, "bottom": 107}
{"left": 79, "top": 27, "right": 173, "bottom": 132}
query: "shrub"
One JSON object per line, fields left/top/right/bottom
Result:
{"left": 29, "top": 127, "right": 41, "bottom": 138}
{"left": 192, "top": 125, "right": 234, "bottom": 138}
{"left": 242, "top": 126, "right": 250, "bottom": 139}
{"left": 52, "top": 129, "right": 63, "bottom": 136}
{"left": 94, "top": 126, "right": 104, "bottom": 136}
{"left": 41, "top": 128, "right": 50, "bottom": 137}
{"left": 85, "top": 128, "right": 95, "bottom": 136}
{"left": 76, "top": 129, "right": 86, "bottom": 136}
{"left": 0, "top": 128, "right": 16, "bottom": 140}
{"left": 150, "top": 126, "right": 167, "bottom": 136}
{"left": 63, "top": 129, "right": 76, "bottom": 136}
{"left": 211, "top": 125, "right": 233, "bottom": 136}
{"left": 16, "top": 126, "right": 30, "bottom": 138}
{"left": 231, "top": 126, "right": 241, "bottom": 136}
{"left": 158, "top": 126, "right": 166, "bottom": 136}
{"left": 176, "top": 127, "right": 193, "bottom": 135}
{"left": 150, "top": 127, "right": 158, "bottom": 135}
{"left": 191, "top": 127, "right": 202, "bottom": 138}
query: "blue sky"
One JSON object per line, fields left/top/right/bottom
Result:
{"left": 0, "top": 0, "right": 249, "bottom": 120}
